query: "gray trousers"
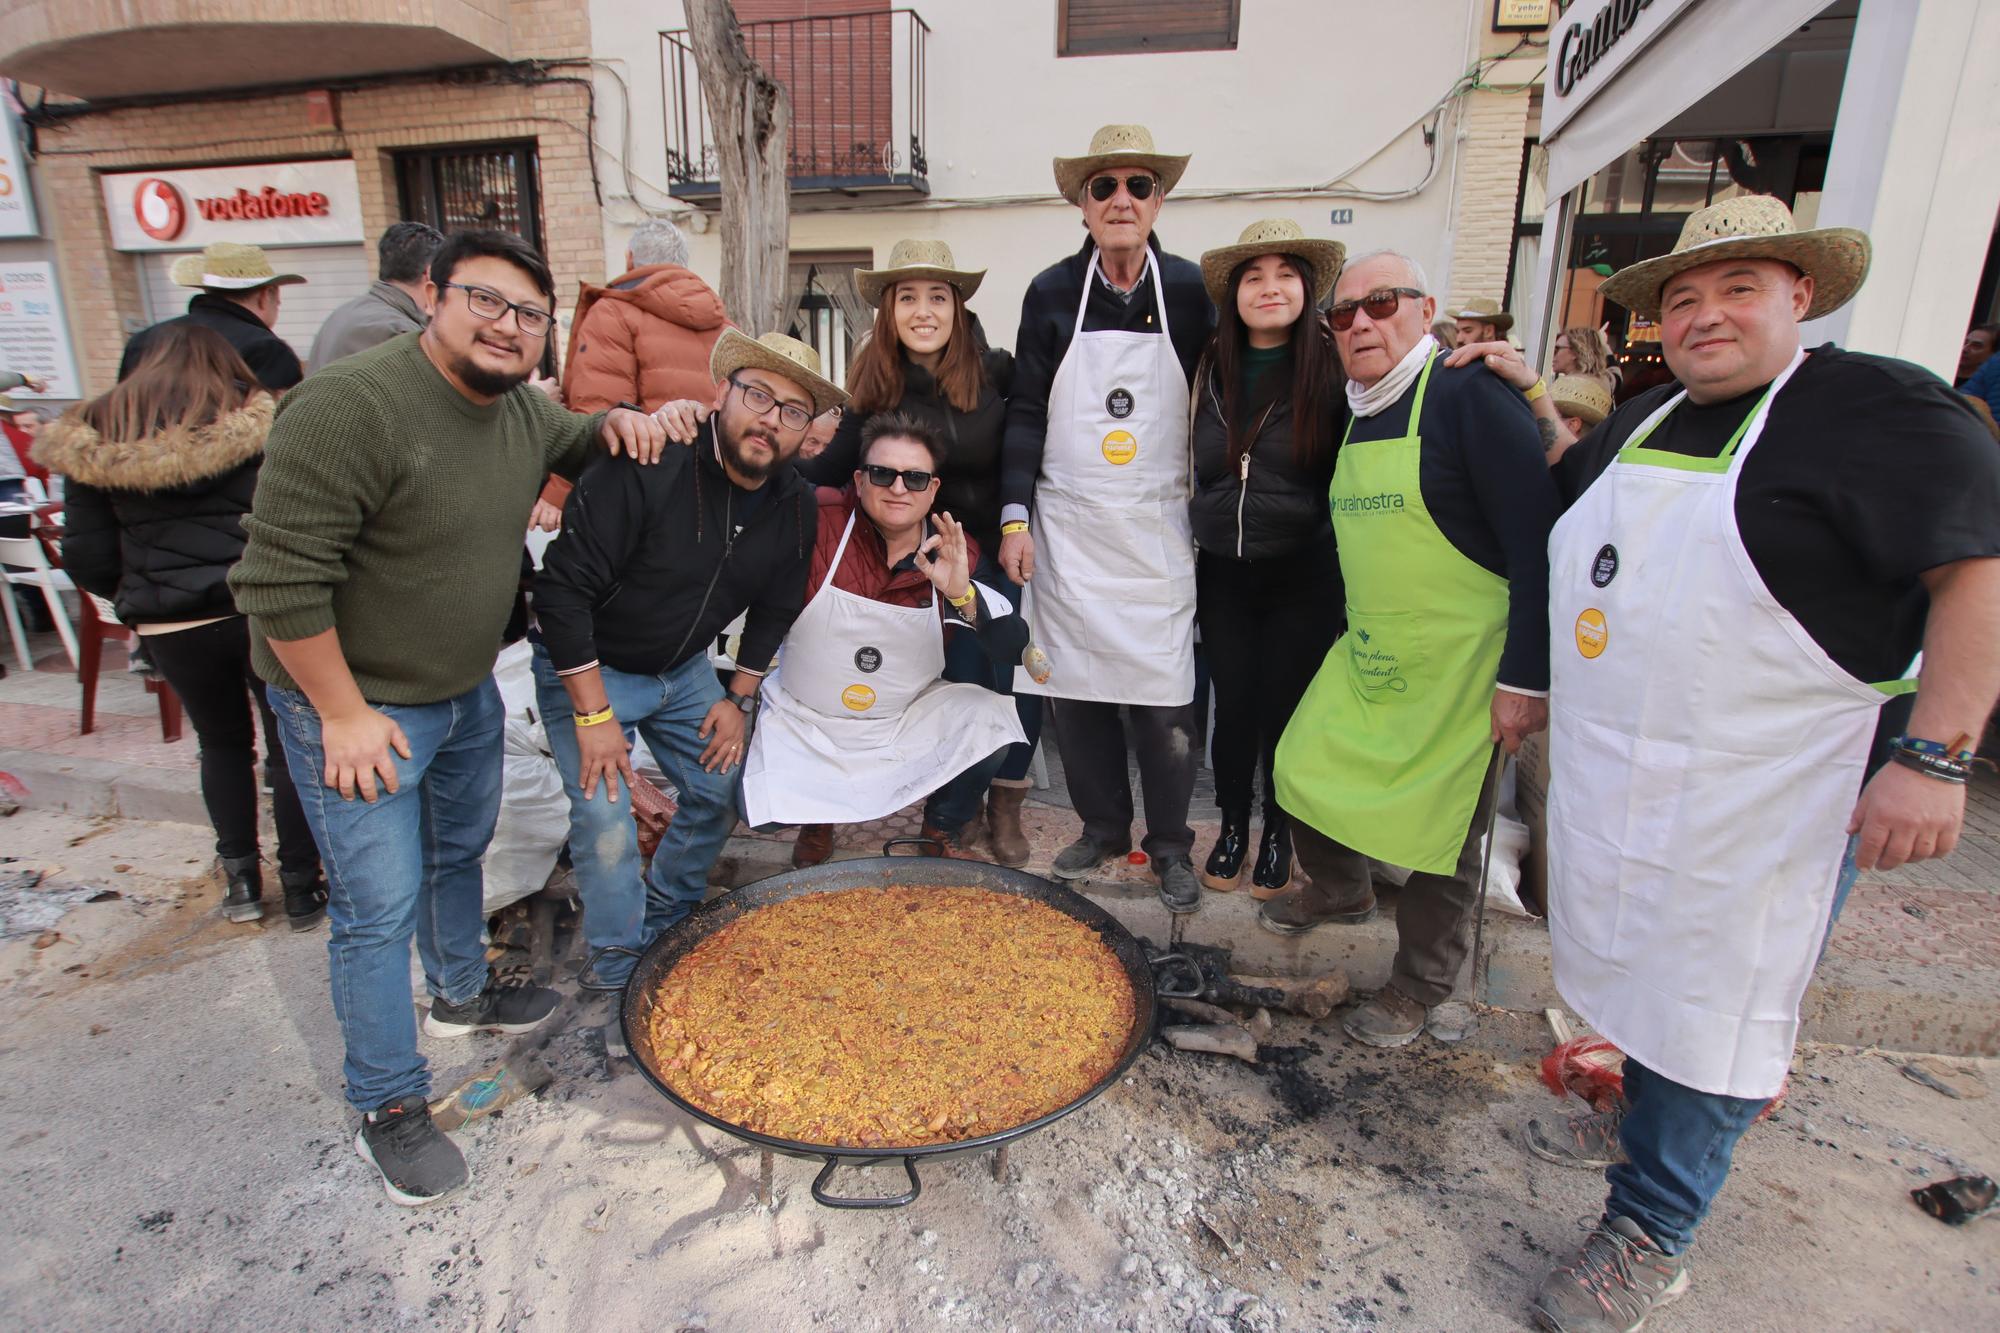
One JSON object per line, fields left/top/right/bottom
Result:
{"left": 1293, "top": 756, "right": 1500, "bottom": 1007}
{"left": 1049, "top": 697, "right": 1199, "bottom": 863}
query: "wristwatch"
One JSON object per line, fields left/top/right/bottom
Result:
{"left": 726, "top": 690, "right": 759, "bottom": 716}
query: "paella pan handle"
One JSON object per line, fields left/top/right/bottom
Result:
{"left": 811, "top": 1155, "right": 923, "bottom": 1209}
{"left": 1148, "top": 951, "right": 1204, "bottom": 999}
{"left": 577, "top": 946, "right": 642, "bottom": 994}
{"left": 882, "top": 836, "right": 946, "bottom": 857}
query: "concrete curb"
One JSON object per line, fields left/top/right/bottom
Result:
{"left": 0, "top": 748, "right": 209, "bottom": 825}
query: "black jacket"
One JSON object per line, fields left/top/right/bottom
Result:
{"left": 119, "top": 294, "right": 304, "bottom": 392}
{"left": 36, "top": 397, "right": 275, "bottom": 625}
{"left": 798, "top": 348, "right": 1015, "bottom": 549}
{"left": 534, "top": 420, "right": 813, "bottom": 676}
{"left": 1188, "top": 349, "right": 1340, "bottom": 561}
{"left": 1001, "top": 234, "right": 1214, "bottom": 511}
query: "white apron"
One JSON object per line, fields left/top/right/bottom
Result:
{"left": 1546, "top": 352, "right": 1906, "bottom": 1098}
{"left": 742, "top": 512, "right": 1027, "bottom": 826}
{"left": 1014, "top": 249, "right": 1196, "bottom": 705}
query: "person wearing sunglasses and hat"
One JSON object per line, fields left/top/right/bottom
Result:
{"left": 119, "top": 241, "right": 308, "bottom": 392}
{"left": 1187, "top": 220, "right": 1346, "bottom": 903}
{"left": 998, "top": 123, "right": 1215, "bottom": 911}
{"left": 1523, "top": 197, "right": 2000, "bottom": 1333}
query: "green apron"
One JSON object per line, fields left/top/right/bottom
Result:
{"left": 1274, "top": 352, "right": 1509, "bottom": 874}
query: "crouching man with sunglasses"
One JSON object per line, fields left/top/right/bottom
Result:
{"left": 740, "top": 412, "right": 1027, "bottom": 848}
{"left": 531, "top": 331, "right": 838, "bottom": 993}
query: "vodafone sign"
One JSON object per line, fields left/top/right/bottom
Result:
{"left": 101, "top": 159, "right": 362, "bottom": 252}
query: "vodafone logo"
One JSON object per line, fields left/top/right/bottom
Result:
{"left": 133, "top": 179, "right": 187, "bottom": 242}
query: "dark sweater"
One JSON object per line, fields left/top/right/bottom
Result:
{"left": 1189, "top": 347, "right": 1340, "bottom": 561}
{"left": 119, "top": 294, "right": 303, "bottom": 392}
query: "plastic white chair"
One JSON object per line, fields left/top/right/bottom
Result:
{"left": 0, "top": 533, "right": 80, "bottom": 671}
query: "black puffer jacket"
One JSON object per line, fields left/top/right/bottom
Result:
{"left": 36, "top": 396, "right": 275, "bottom": 625}
{"left": 799, "top": 347, "right": 1014, "bottom": 550}
{"left": 1188, "top": 352, "right": 1339, "bottom": 560}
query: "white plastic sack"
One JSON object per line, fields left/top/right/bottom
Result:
{"left": 1367, "top": 812, "right": 1533, "bottom": 917}
{"left": 482, "top": 642, "right": 570, "bottom": 915}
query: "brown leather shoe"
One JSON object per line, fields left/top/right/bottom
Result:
{"left": 984, "top": 783, "right": 1031, "bottom": 867}
{"left": 1256, "top": 879, "right": 1378, "bottom": 935}
{"left": 791, "top": 824, "right": 834, "bottom": 868}
{"left": 919, "top": 824, "right": 969, "bottom": 857}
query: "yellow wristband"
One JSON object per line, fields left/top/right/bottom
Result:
{"left": 1524, "top": 378, "right": 1547, "bottom": 402}
{"left": 947, "top": 586, "right": 977, "bottom": 609}
{"left": 573, "top": 706, "right": 616, "bottom": 728}
{"left": 1000, "top": 520, "right": 1029, "bottom": 535}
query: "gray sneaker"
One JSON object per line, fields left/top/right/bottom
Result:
{"left": 1531, "top": 1216, "right": 1690, "bottom": 1332}
{"left": 1051, "top": 834, "right": 1130, "bottom": 881}
{"left": 1156, "top": 856, "right": 1200, "bottom": 914}
{"left": 1526, "top": 1107, "right": 1628, "bottom": 1169}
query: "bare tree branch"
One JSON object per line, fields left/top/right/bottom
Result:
{"left": 684, "top": 0, "right": 792, "bottom": 335}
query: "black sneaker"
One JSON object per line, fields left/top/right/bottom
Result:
{"left": 1051, "top": 834, "right": 1131, "bottom": 881}
{"left": 219, "top": 854, "right": 263, "bottom": 924}
{"left": 355, "top": 1096, "right": 468, "bottom": 1207}
{"left": 423, "top": 975, "right": 561, "bottom": 1038}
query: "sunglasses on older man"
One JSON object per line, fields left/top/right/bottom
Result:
{"left": 1328, "top": 287, "right": 1426, "bottom": 332}
{"left": 1088, "top": 174, "right": 1157, "bottom": 202}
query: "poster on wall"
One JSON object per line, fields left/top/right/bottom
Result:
{"left": 0, "top": 97, "right": 38, "bottom": 239}
{"left": 100, "top": 159, "right": 363, "bottom": 252}
{"left": 0, "top": 262, "right": 82, "bottom": 399}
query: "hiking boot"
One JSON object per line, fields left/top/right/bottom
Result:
{"left": 280, "top": 868, "right": 328, "bottom": 933}
{"left": 1156, "top": 856, "right": 1201, "bottom": 914}
{"left": 919, "top": 824, "right": 971, "bottom": 857}
{"left": 1249, "top": 812, "right": 1295, "bottom": 899}
{"left": 1341, "top": 988, "right": 1430, "bottom": 1048}
{"left": 355, "top": 1096, "right": 468, "bottom": 1207}
{"left": 1531, "top": 1215, "right": 1690, "bottom": 1332}
{"left": 1201, "top": 809, "right": 1250, "bottom": 891}
{"left": 1527, "top": 1107, "right": 1629, "bottom": 1169}
{"left": 984, "top": 783, "right": 1031, "bottom": 868}
{"left": 1051, "top": 833, "right": 1131, "bottom": 881}
{"left": 792, "top": 823, "right": 834, "bottom": 868}
{"left": 1257, "top": 879, "right": 1377, "bottom": 935}
{"left": 423, "top": 974, "right": 561, "bottom": 1038}
{"left": 219, "top": 854, "right": 263, "bottom": 924}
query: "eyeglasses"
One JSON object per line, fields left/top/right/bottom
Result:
{"left": 728, "top": 377, "right": 815, "bottom": 432}
{"left": 440, "top": 282, "right": 553, "bottom": 337}
{"left": 1088, "top": 174, "right": 1157, "bottom": 202}
{"left": 1327, "top": 287, "right": 1426, "bottom": 332}
{"left": 860, "top": 464, "right": 937, "bottom": 492}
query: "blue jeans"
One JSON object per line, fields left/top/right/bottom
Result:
{"left": 531, "top": 646, "right": 741, "bottom": 985}
{"left": 267, "top": 680, "right": 504, "bottom": 1113}
{"left": 927, "top": 552, "right": 1042, "bottom": 829}
{"left": 1606, "top": 834, "right": 1862, "bottom": 1254}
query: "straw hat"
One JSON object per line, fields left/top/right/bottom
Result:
{"left": 1599, "top": 195, "right": 1870, "bottom": 321}
{"left": 1199, "top": 219, "right": 1345, "bottom": 308}
{"left": 169, "top": 242, "right": 306, "bottom": 291}
{"left": 1550, "top": 375, "right": 1613, "bottom": 426}
{"left": 854, "top": 239, "right": 985, "bottom": 307}
{"left": 1052, "top": 124, "right": 1190, "bottom": 206}
{"left": 1451, "top": 297, "right": 1513, "bottom": 333}
{"left": 709, "top": 328, "right": 847, "bottom": 416}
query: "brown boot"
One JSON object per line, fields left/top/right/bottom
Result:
{"left": 1256, "top": 876, "right": 1378, "bottom": 936}
{"left": 985, "top": 782, "right": 1031, "bottom": 867}
{"left": 919, "top": 824, "right": 969, "bottom": 857}
{"left": 792, "top": 824, "right": 834, "bottom": 868}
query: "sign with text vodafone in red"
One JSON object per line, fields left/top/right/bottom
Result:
{"left": 100, "top": 159, "right": 363, "bottom": 252}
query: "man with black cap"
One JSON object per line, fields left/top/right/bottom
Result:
{"left": 119, "top": 241, "right": 307, "bottom": 391}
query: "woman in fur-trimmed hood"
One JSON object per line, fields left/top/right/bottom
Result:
{"left": 35, "top": 324, "right": 325, "bottom": 929}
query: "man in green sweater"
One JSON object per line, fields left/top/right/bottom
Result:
{"left": 230, "top": 229, "right": 664, "bottom": 1207}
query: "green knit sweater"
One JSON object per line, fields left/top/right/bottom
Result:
{"left": 229, "top": 333, "right": 602, "bottom": 704}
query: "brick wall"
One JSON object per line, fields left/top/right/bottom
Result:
{"left": 1447, "top": 87, "right": 1533, "bottom": 317}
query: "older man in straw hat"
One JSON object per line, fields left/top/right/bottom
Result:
{"left": 534, "top": 329, "right": 837, "bottom": 991}
{"left": 119, "top": 240, "right": 307, "bottom": 391}
{"left": 1526, "top": 195, "right": 2000, "bottom": 1332}
{"left": 998, "top": 123, "right": 1215, "bottom": 912}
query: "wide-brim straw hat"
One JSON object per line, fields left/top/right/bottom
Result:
{"left": 1550, "top": 375, "right": 1614, "bottom": 426}
{"left": 170, "top": 241, "right": 307, "bottom": 291}
{"left": 709, "top": 328, "right": 847, "bottom": 417}
{"left": 1600, "top": 194, "right": 1870, "bottom": 321}
{"left": 1053, "top": 123, "right": 1190, "bottom": 206}
{"left": 855, "top": 238, "right": 985, "bottom": 307}
{"left": 1452, "top": 297, "right": 1514, "bottom": 333}
{"left": 1199, "top": 219, "right": 1345, "bottom": 309}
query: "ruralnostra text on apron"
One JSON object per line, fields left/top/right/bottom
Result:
{"left": 1014, "top": 248, "right": 1196, "bottom": 706}
{"left": 1275, "top": 352, "right": 1511, "bottom": 874}
{"left": 1546, "top": 351, "right": 1910, "bottom": 1099}
{"left": 742, "top": 511, "right": 1027, "bottom": 826}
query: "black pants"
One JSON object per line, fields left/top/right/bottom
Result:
{"left": 143, "top": 616, "right": 319, "bottom": 874}
{"left": 1049, "top": 697, "right": 1199, "bottom": 862}
{"left": 1195, "top": 537, "right": 1343, "bottom": 818}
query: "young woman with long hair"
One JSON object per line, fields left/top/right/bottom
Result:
{"left": 1189, "top": 220, "right": 1347, "bottom": 899}
{"left": 38, "top": 325, "right": 326, "bottom": 928}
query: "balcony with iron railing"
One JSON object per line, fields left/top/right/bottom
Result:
{"left": 660, "top": 8, "right": 929, "bottom": 209}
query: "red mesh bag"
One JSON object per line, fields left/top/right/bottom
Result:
{"left": 629, "top": 774, "right": 679, "bottom": 861}
{"left": 1539, "top": 1034, "right": 1787, "bottom": 1120}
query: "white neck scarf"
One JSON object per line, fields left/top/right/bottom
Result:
{"left": 1346, "top": 334, "right": 1438, "bottom": 419}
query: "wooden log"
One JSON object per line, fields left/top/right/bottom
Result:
{"left": 1162, "top": 1024, "right": 1259, "bottom": 1062}
{"left": 1227, "top": 971, "right": 1350, "bottom": 1020}
{"left": 1161, "top": 996, "right": 1248, "bottom": 1027}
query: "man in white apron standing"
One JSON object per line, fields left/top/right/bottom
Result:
{"left": 997, "top": 124, "right": 1215, "bottom": 912}
{"left": 1531, "top": 197, "right": 2000, "bottom": 1333}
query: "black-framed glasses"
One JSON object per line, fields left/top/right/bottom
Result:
{"left": 1328, "top": 287, "right": 1425, "bottom": 332}
{"left": 440, "top": 282, "right": 554, "bottom": 337}
{"left": 1088, "top": 173, "right": 1157, "bottom": 202}
{"left": 860, "top": 463, "right": 937, "bottom": 491}
{"left": 728, "top": 377, "right": 814, "bottom": 432}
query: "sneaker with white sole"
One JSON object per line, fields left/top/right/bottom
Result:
{"left": 1526, "top": 1106, "right": 1628, "bottom": 1169}
{"left": 423, "top": 975, "right": 560, "bottom": 1038}
{"left": 355, "top": 1096, "right": 467, "bottom": 1207}
{"left": 1531, "top": 1215, "right": 1690, "bottom": 1332}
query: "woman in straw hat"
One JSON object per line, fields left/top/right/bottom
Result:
{"left": 1188, "top": 219, "right": 1346, "bottom": 899}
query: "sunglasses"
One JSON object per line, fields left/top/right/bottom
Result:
{"left": 860, "top": 463, "right": 937, "bottom": 491}
{"left": 1327, "top": 287, "right": 1426, "bottom": 332}
{"left": 1087, "top": 174, "right": 1157, "bottom": 202}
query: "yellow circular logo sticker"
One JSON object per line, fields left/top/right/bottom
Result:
{"left": 1575, "top": 608, "right": 1609, "bottom": 659}
{"left": 840, "top": 684, "right": 877, "bottom": 712}
{"left": 1101, "top": 430, "right": 1138, "bottom": 465}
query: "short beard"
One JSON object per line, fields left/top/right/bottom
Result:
{"left": 448, "top": 351, "right": 532, "bottom": 398}
{"left": 717, "top": 420, "right": 786, "bottom": 485}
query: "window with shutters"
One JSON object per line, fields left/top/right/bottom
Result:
{"left": 1058, "top": 0, "right": 1239, "bottom": 57}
